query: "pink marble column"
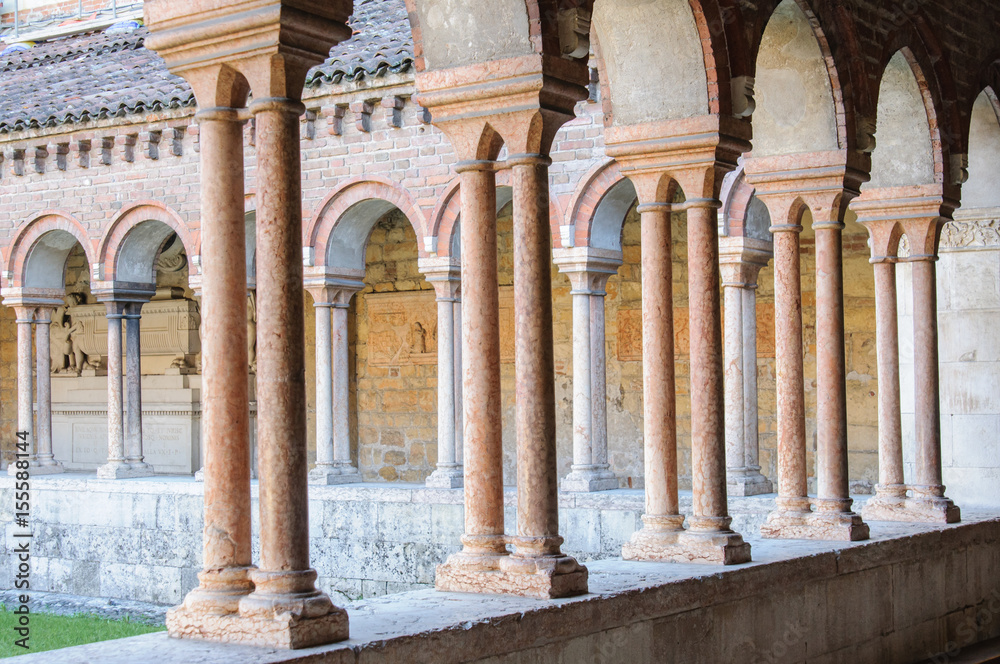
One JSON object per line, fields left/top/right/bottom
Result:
{"left": 436, "top": 160, "right": 507, "bottom": 580}
{"left": 908, "top": 257, "right": 960, "bottom": 522}
{"left": 33, "top": 306, "right": 63, "bottom": 472}
{"left": 238, "top": 97, "right": 340, "bottom": 627}
{"left": 861, "top": 258, "right": 907, "bottom": 518}
{"left": 764, "top": 224, "right": 811, "bottom": 523}
{"left": 174, "top": 107, "right": 254, "bottom": 614}
{"left": 684, "top": 199, "right": 750, "bottom": 561}
{"left": 498, "top": 153, "right": 586, "bottom": 595}
{"left": 623, "top": 203, "right": 685, "bottom": 557}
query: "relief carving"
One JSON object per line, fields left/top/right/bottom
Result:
{"left": 366, "top": 291, "right": 438, "bottom": 366}
{"left": 939, "top": 218, "right": 1000, "bottom": 250}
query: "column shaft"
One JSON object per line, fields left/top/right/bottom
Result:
{"left": 510, "top": 155, "right": 560, "bottom": 555}
{"left": 570, "top": 289, "right": 593, "bottom": 472}
{"left": 106, "top": 311, "right": 126, "bottom": 465}
{"left": 813, "top": 222, "right": 850, "bottom": 508}
{"left": 457, "top": 162, "right": 505, "bottom": 557}
{"left": 686, "top": 203, "right": 729, "bottom": 529}
{"left": 34, "top": 310, "right": 55, "bottom": 466}
{"left": 16, "top": 311, "right": 34, "bottom": 456}
{"left": 314, "top": 303, "right": 334, "bottom": 467}
{"left": 190, "top": 110, "right": 252, "bottom": 601}
{"left": 912, "top": 259, "right": 943, "bottom": 490}
{"left": 590, "top": 292, "right": 609, "bottom": 468}
{"left": 436, "top": 296, "right": 457, "bottom": 467}
{"left": 124, "top": 306, "right": 150, "bottom": 471}
{"left": 331, "top": 303, "right": 354, "bottom": 471}
{"left": 639, "top": 205, "right": 679, "bottom": 519}
{"left": 452, "top": 299, "right": 463, "bottom": 467}
{"left": 723, "top": 283, "right": 746, "bottom": 471}
{"left": 771, "top": 229, "right": 808, "bottom": 506}
{"left": 742, "top": 287, "right": 761, "bottom": 472}
{"left": 874, "top": 261, "right": 904, "bottom": 487}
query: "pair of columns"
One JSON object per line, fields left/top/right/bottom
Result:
{"left": 854, "top": 190, "right": 960, "bottom": 524}
{"left": 306, "top": 280, "right": 363, "bottom": 485}
{"left": 166, "top": 96, "right": 347, "bottom": 646}
{"left": 95, "top": 290, "right": 155, "bottom": 479}
{"left": 4, "top": 296, "right": 65, "bottom": 476}
{"left": 747, "top": 154, "right": 870, "bottom": 541}
{"left": 433, "top": 150, "right": 588, "bottom": 598}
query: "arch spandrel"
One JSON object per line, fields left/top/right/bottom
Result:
{"left": 752, "top": 0, "right": 841, "bottom": 157}
{"left": 593, "top": 0, "right": 709, "bottom": 126}
{"left": 412, "top": 0, "right": 534, "bottom": 70}
{"left": 868, "top": 51, "right": 937, "bottom": 189}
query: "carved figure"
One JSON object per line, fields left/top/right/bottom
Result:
{"left": 409, "top": 321, "right": 427, "bottom": 354}
{"left": 51, "top": 319, "right": 86, "bottom": 374}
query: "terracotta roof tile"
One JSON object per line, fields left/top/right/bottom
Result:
{"left": 0, "top": 0, "right": 414, "bottom": 134}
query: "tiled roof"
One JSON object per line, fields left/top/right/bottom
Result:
{"left": 0, "top": 0, "right": 414, "bottom": 134}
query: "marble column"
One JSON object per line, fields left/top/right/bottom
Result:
{"left": 810, "top": 216, "right": 868, "bottom": 538}
{"left": 96, "top": 302, "right": 131, "bottom": 479}
{"left": 719, "top": 237, "right": 773, "bottom": 496}
{"left": 419, "top": 259, "right": 464, "bottom": 489}
{"left": 123, "top": 301, "right": 153, "bottom": 475}
{"left": 861, "top": 257, "right": 907, "bottom": 518}
{"left": 622, "top": 201, "right": 686, "bottom": 560}
{"left": 169, "top": 106, "right": 254, "bottom": 620}
{"left": 683, "top": 198, "right": 751, "bottom": 561}
{"left": 496, "top": 153, "right": 587, "bottom": 595}
{"left": 761, "top": 221, "right": 812, "bottom": 533}
{"left": 8, "top": 306, "right": 35, "bottom": 476}
{"left": 33, "top": 306, "right": 63, "bottom": 473}
{"left": 907, "top": 255, "right": 960, "bottom": 522}
{"left": 554, "top": 249, "right": 621, "bottom": 493}
{"left": 307, "top": 281, "right": 362, "bottom": 485}
{"left": 238, "top": 97, "right": 343, "bottom": 634}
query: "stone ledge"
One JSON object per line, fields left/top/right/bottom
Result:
{"left": 13, "top": 517, "right": 1000, "bottom": 664}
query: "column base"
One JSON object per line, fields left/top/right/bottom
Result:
{"left": 761, "top": 506, "right": 870, "bottom": 541}
{"left": 308, "top": 465, "right": 362, "bottom": 485}
{"left": 726, "top": 470, "right": 774, "bottom": 497}
{"left": 860, "top": 485, "right": 909, "bottom": 522}
{"left": 436, "top": 553, "right": 588, "bottom": 599}
{"left": 622, "top": 515, "right": 751, "bottom": 565}
{"left": 10, "top": 460, "right": 65, "bottom": 476}
{"left": 425, "top": 466, "right": 464, "bottom": 489}
{"left": 96, "top": 461, "right": 155, "bottom": 479}
{"left": 560, "top": 468, "right": 619, "bottom": 492}
{"left": 167, "top": 604, "right": 348, "bottom": 649}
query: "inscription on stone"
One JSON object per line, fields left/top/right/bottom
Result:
{"left": 72, "top": 422, "right": 107, "bottom": 464}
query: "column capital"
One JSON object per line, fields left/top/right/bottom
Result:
{"left": 92, "top": 283, "right": 155, "bottom": 308}
{"left": 304, "top": 275, "right": 364, "bottom": 308}
{"left": 606, "top": 115, "right": 751, "bottom": 204}
{"left": 1, "top": 287, "right": 66, "bottom": 313}
{"left": 744, "top": 150, "right": 869, "bottom": 226}
{"left": 850, "top": 184, "right": 959, "bottom": 261}
{"left": 718, "top": 236, "right": 773, "bottom": 287}
{"left": 552, "top": 247, "right": 623, "bottom": 294}
{"left": 417, "top": 257, "right": 462, "bottom": 300}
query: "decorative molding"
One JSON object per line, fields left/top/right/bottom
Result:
{"left": 938, "top": 217, "right": 1000, "bottom": 251}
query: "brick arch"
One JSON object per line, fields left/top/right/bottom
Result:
{"left": 305, "top": 177, "right": 428, "bottom": 271}
{"left": 564, "top": 159, "right": 636, "bottom": 251}
{"left": 5, "top": 211, "right": 95, "bottom": 289}
{"left": 97, "top": 202, "right": 197, "bottom": 283}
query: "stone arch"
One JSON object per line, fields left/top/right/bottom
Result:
{"left": 720, "top": 164, "right": 771, "bottom": 240}
{"left": 6, "top": 211, "right": 95, "bottom": 289}
{"left": 592, "top": 0, "right": 712, "bottom": 125}
{"left": 963, "top": 88, "right": 1000, "bottom": 209}
{"left": 564, "top": 159, "right": 636, "bottom": 252}
{"left": 867, "top": 50, "right": 940, "bottom": 189}
{"left": 429, "top": 173, "right": 517, "bottom": 260}
{"left": 98, "top": 202, "right": 195, "bottom": 284}
{"left": 306, "top": 178, "right": 427, "bottom": 272}
{"left": 751, "top": 0, "right": 846, "bottom": 157}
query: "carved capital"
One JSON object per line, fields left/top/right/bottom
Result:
{"left": 552, "top": 247, "right": 622, "bottom": 295}
{"left": 417, "top": 257, "right": 461, "bottom": 301}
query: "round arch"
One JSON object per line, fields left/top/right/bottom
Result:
{"left": 97, "top": 202, "right": 196, "bottom": 284}
{"left": 305, "top": 178, "right": 428, "bottom": 271}
{"left": 6, "top": 211, "right": 95, "bottom": 289}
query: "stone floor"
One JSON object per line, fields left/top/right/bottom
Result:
{"left": 0, "top": 589, "right": 167, "bottom": 624}
{"left": 8, "top": 514, "right": 1000, "bottom": 664}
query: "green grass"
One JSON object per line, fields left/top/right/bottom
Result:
{"left": 0, "top": 606, "right": 164, "bottom": 659}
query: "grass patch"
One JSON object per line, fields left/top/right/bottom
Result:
{"left": 0, "top": 606, "right": 164, "bottom": 659}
